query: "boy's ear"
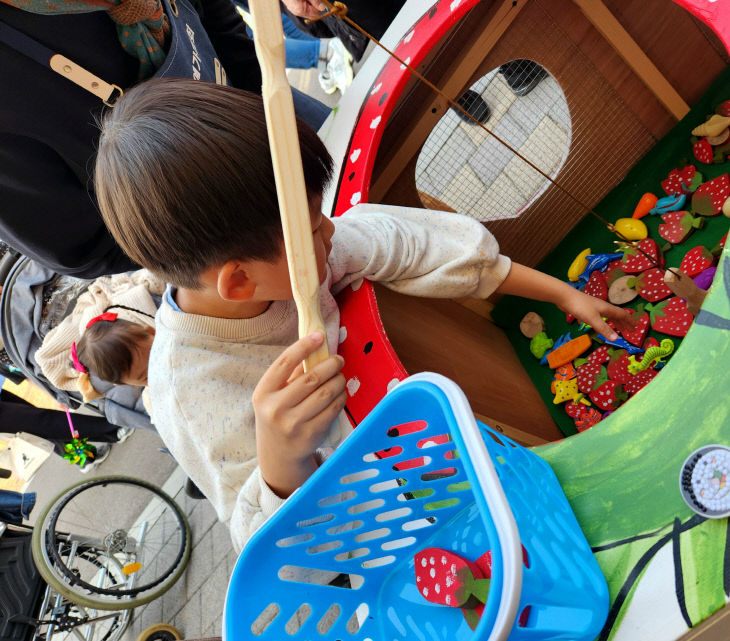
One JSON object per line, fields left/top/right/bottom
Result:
{"left": 217, "top": 261, "right": 255, "bottom": 301}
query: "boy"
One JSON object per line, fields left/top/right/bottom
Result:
{"left": 95, "top": 78, "right": 632, "bottom": 552}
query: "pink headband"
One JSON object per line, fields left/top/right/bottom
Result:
{"left": 86, "top": 312, "right": 118, "bottom": 329}
{"left": 71, "top": 342, "right": 87, "bottom": 374}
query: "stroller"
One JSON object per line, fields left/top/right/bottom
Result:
{"left": 0, "top": 251, "right": 154, "bottom": 432}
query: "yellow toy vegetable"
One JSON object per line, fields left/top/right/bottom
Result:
{"left": 567, "top": 248, "right": 591, "bottom": 282}
{"left": 691, "top": 114, "right": 730, "bottom": 138}
{"left": 613, "top": 217, "right": 648, "bottom": 241}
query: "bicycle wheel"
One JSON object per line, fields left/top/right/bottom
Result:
{"left": 32, "top": 476, "right": 191, "bottom": 610}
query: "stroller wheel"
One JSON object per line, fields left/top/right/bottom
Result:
{"left": 135, "top": 623, "right": 182, "bottom": 641}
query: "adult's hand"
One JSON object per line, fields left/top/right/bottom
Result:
{"left": 280, "top": 0, "right": 325, "bottom": 19}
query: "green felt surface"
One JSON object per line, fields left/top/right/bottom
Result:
{"left": 491, "top": 66, "right": 730, "bottom": 436}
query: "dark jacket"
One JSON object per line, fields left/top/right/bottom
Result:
{"left": 0, "top": 0, "right": 261, "bottom": 278}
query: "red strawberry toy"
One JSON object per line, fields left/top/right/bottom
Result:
{"left": 624, "top": 369, "right": 658, "bottom": 396}
{"left": 606, "top": 348, "right": 632, "bottom": 384}
{"left": 414, "top": 547, "right": 490, "bottom": 608}
{"left": 627, "top": 268, "right": 672, "bottom": 302}
{"left": 691, "top": 174, "right": 730, "bottom": 216}
{"left": 610, "top": 309, "right": 650, "bottom": 347}
{"left": 576, "top": 363, "right": 607, "bottom": 394}
{"left": 582, "top": 270, "right": 608, "bottom": 300}
{"left": 603, "top": 258, "right": 626, "bottom": 285}
{"left": 589, "top": 380, "right": 627, "bottom": 411}
{"left": 658, "top": 211, "right": 704, "bottom": 244}
{"left": 693, "top": 138, "right": 713, "bottom": 164}
{"left": 717, "top": 100, "right": 730, "bottom": 117}
{"left": 619, "top": 239, "right": 662, "bottom": 274}
{"left": 660, "top": 166, "right": 701, "bottom": 195}
{"left": 645, "top": 297, "right": 694, "bottom": 337}
{"left": 680, "top": 246, "right": 715, "bottom": 278}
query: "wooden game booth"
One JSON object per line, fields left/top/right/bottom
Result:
{"left": 318, "top": 0, "right": 730, "bottom": 638}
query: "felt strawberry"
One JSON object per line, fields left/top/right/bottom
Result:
{"left": 582, "top": 270, "right": 608, "bottom": 300}
{"left": 565, "top": 401, "right": 587, "bottom": 418}
{"left": 643, "top": 336, "right": 660, "bottom": 350}
{"left": 680, "top": 246, "right": 715, "bottom": 277}
{"left": 624, "top": 368, "right": 658, "bottom": 396}
{"left": 691, "top": 174, "right": 730, "bottom": 216}
{"left": 414, "top": 547, "right": 490, "bottom": 608}
{"left": 619, "top": 239, "right": 662, "bottom": 274}
{"left": 693, "top": 138, "right": 713, "bottom": 164}
{"left": 607, "top": 348, "right": 632, "bottom": 384}
{"left": 603, "top": 258, "right": 626, "bottom": 286}
{"left": 661, "top": 166, "right": 701, "bottom": 195}
{"left": 576, "top": 362, "right": 607, "bottom": 394}
{"left": 619, "top": 309, "right": 650, "bottom": 347}
{"left": 627, "top": 268, "right": 672, "bottom": 302}
{"left": 645, "top": 297, "right": 694, "bottom": 337}
{"left": 589, "top": 380, "right": 627, "bottom": 410}
{"left": 658, "top": 210, "right": 704, "bottom": 244}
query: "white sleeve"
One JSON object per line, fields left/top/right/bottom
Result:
{"left": 328, "top": 205, "right": 512, "bottom": 299}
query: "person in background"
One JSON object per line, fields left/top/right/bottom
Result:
{"left": 236, "top": 0, "right": 353, "bottom": 94}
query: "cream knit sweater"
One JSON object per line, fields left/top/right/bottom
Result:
{"left": 36, "top": 269, "right": 165, "bottom": 394}
{"left": 148, "top": 205, "right": 512, "bottom": 552}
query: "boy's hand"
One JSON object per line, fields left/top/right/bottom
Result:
{"left": 557, "top": 288, "right": 636, "bottom": 340}
{"left": 280, "top": 0, "right": 325, "bottom": 19}
{"left": 253, "top": 332, "right": 346, "bottom": 498}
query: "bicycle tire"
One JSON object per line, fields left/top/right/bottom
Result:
{"left": 31, "top": 475, "right": 191, "bottom": 610}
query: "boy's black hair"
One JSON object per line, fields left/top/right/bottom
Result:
{"left": 95, "top": 78, "right": 334, "bottom": 289}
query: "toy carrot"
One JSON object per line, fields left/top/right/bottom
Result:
{"left": 632, "top": 193, "right": 658, "bottom": 219}
{"left": 547, "top": 334, "right": 592, "bottom": 369}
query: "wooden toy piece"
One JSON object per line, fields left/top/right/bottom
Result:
{"left": 645, "top": 297, "right": 694, "bottom": 336}
{"left": 551, "top": 362, "right": 577, "bottom": 393}
{"left": 529, "top": 332, "right": 553, "bottom": 359}
{"left": 568, "top": 248, "right": 591, "bottom": 281}
{"left": 706, "top": 128, "right": 730, "bottom": 146}
{"left": 574, "top": 407, "right": 603, "bottom": 432}
{"left": 632, "top": 193, "right": 658, "bottom": 219}
{"left": 608, "top": 275, "right": 639, "bottom": 304}
{"left": 580, "top": 253, "right": 622, "bottom": 282}
{"left": 661, "top": 166, "right": 701, "bottom": 195}
{"left": 414, "top": 547, "right": 490, "bottom": 608}
{"left": 649, "top": 193, "right": 687, "bottom": 215}
{"left": 519, "top": 311, "right": 545, "bottom": 338}
{"left": 694, "top": 266, "right": 717, "bottom": 291}
{"left": 717, "top": 100, "right": 730, "bottom": 117}
{"left": 627, "top": 338, "right": 674, "bottom": 374}
{"left": 613, "top": 217, "right": 647, "bottom": 240}
{"left": 617, "top": 309, "right": 650, "bottom": 347}
{"left": 576, "top": 346, "right": 610, "bottom": 394}
{"left": 693, "top": 138, "right": 713, "bottom": 164}
{"left": 691, "top": 114, "right": 730, "bottom": 138}
{"left": 680, "top": 246, "right": 715, "bottom": 277}
{"left": 547, "top": 334, "right": 592, "bottom": 369}
{"left": 606, "top": 348, "right": 632, "bottom": 384}
{"left": 658, "top": 210, "right": 704, "bottom": 244}
{"left": 248, "top": 0, "right": 329, "bottom": 370}
{"left": 723, "top": 196, "right": 730, "bottom": 217}
{"left": 664, "top": 269, "right": 708, "bottom": 316}
{"left": 627, "top": 268, "right": 673, "bottom": 302}
{"left": 691, "top": 174, "right": 730, "bottom": 216}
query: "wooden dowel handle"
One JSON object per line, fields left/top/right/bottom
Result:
{"left": 249, "top": 0, "right": 329, "bottom": 370}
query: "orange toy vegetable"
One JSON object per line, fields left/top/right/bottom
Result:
{"left": 632, "top": 193, "right": 658, "bottom": 219}
{"left": 547, "top": 334, "right": 592, "bottom": 369}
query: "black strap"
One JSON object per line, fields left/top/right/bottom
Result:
{"left": 0, "top": 19, "right": 55, "bottom": 69}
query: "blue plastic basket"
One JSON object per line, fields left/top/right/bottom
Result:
{"left": 224, "top": 373, "right": 608, "bottom": 641}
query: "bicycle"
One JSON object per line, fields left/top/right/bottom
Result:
{"left": 2, "top": 475, "right": 191, "bottom": 641}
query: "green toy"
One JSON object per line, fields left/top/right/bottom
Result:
{"left": 62, "top": 409, "right": 97, "bottom": 469}
{"left": 627, "top": 338, "right": 675, "bottom": 374}
{"left": 529, "top": 332, "right": 553, "bottom": 359}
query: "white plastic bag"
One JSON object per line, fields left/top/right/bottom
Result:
{"left": 0, "top": 432, "right": 53, "bottom": 492}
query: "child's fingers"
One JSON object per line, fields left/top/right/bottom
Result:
{"left": 297, "top": 387, "right": 348, "bottom": 442}
{"left": 280, "top": 354, "right": 345, "bottom": 409}
{"left": 256, "top": 333, "right": 326, "bottom": 393}
{"left": 291, "top": 372, "right": 346, "bottom": 424}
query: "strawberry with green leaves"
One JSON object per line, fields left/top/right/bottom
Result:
{"left": 691, "top": 174, "right": 730, "bottom": 216}
{"left": 645, "top": 297, "right": 694, "bottom": 337}
{"left": 589, "top": 380, "right": 627, "bottom": 411}
{"left": 680, "top": 246, "right": 715, "bottom": 278}
{"left": 582, "top": 270, "right": 608, "bottom": 300}
{"left": 693, "top": 138, "right": 713, "bottom": 164}
{"left": 627, "top": 268, "right": 672, "bottom": 302}
{"left": 658, "top": 210, "right": 704, "bottom": 244}
{"left": 661, "top": 166, "right": 702, "bottom": 195}
{"left": 607, "top": 348, "right": 632, "bottom": 384}
{"left": 576, "top": 346, "right": 610, "bottom": 393}
{"left": 414, "top": 547, "right": 490, "bottom": 608}
{"left": 608, "top": 309, "right": 650, "bottom": 347}
{"left": 619, "top": 238, "right": 662, "bottom": 274}
{"left": 624, "top": 368, "right": 658, "bottom": 396}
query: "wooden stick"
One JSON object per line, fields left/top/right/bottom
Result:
{"left": 248, "top": 0, "right": 329, "bottom": 370}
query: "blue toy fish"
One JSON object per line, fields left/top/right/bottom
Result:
{"left": 579, "top": 253, "right": 620, "bottom": 283}
{"left": 649, "top": 193, "right": 686, "bottom": 215}
{"left": 596, "top": 334, "right": 644, "bottom": 355}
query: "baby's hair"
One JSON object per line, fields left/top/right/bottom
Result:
{"left": 94, "top": 78, "right": 334, "bottom": 289}
{"left": 76, "top": 318, "right": 150, "bottom": 385}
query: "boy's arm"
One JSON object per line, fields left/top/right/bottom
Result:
{"left": 329, "top": 205, "right": 512, "bottom": 299}
{"left": 496, "top": 263, "right": 635, "bottom": 340}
